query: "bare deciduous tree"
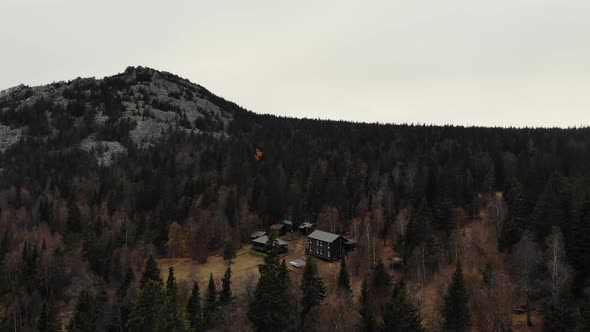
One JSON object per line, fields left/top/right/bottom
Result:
{"left": 487, "top": 193, "right": 507, "bottom": 240}
{"left": 167, "top": 221, "right": 188, "bottom": 258}
{"left": 317, "top": 293, "right": 359, "bottom": 332}
{"left": 545, "top": 226, "right": 571, "bottom": 302}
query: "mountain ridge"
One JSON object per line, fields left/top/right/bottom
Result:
{"left": 0, "top": 66, "right": 238, "bottom": 164}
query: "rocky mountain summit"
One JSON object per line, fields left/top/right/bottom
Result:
{"left": 0, "top": 66, "right": 232, "bottom": 165}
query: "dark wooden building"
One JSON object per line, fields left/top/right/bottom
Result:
{"left": 306, "top": 230, "right": 343, "bottom": 261}
{"left": 251, "top": 235, "right": 288, "bottom": 253}
{"left": 250, "top": 231, "right": 267, "bottom": 240}
{"left": 343, "top": 238, "right": 357, "bottom": 252}
{"left": 281, "top": 219, "right": 294, "bottom": 232}
{"left": 270, "top": 223, "right": 286, "bottom": 236}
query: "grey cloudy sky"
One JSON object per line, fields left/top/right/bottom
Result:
{"left": 1, "top": 0, "right": 589, "bottom": 127}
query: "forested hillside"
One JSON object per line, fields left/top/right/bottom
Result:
{"left": 1, "top": 67, "right": 590, "bottom": 331}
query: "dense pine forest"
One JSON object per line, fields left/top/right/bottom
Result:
{"left": 1, "top": 67, "right": 590, "bottom": 331}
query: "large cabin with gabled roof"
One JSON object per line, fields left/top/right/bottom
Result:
{"left": 305, "top": 230, "right": 343, "bottom": 261}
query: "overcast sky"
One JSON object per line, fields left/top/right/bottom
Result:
{"left": 1, "top": 0, "right": 589, "bottom": 127}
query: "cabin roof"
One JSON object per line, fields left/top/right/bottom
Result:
{"left": 299, "top": 222, "right": 314, "bottom": 229}
{"left": 308, "top": 230, "right": 340, "bottom": 243}
{"left": 250, "top": 231, "right": 267, "bottom": 238}
{"left": 252, "top": 235, "right": 288, "bottom": 246}
{"left": 344, "top": 238, "right": 357, "bottom": 244}
{"left": 289, "top": 259, "right": 306, "bottom": 268}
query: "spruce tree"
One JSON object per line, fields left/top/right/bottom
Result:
{"left": 499, "top": 181, "right": 526, "bottom": 250}
{"left": 405, "top": 198, "right": 435, "bottom": 282}
{"left": 67, "top": 199, "right": 81, "bottom": 233}
{"left": 21, "top": 242, "right": 39, "bottom": 291}
{"left": 381, "top": 279, "right": 424, "bottom": 332}
{"left": 481, "top": 261, "right": 497, "bottom": 298}
{"left": 186, "top": 281, "right": 203, "bottom": 331}
{"left": 300, "top": 258, "right": 326, "bottom": 329}
{"left": 203, "top": 273, "right": 217, "bottom": 327}
{"left": 436, "top": 197, "right": 455, "bottom": 234}
{"left": 247, "top": 236, "right": 292, "bottom": 331}
{"left": 579, "top": 293, "right": 590, "bottom": 331}
{"left": 38, "top": 300, "right": 62, "bottom": 332}
{"left": 359, "top": 277, "right": 376, "bottom": 332}
{"left": 166, "top": 266, "right": 177, "bottom": 295}
{"left": 156, "top": 267, "right": 190, "bottom": 332}
{"left": 569, "top": 199, "right": 590, "bottom": 286}
{"left": 405, "top": 198, "right": 434, "bottom": 252}
{"left": 443, "top": 261, "right": 470, "bottom": 332}
{"left": 0, "top": 231, "right": 8, "bottom": 295}
{"left": 544, "top": 295, "right": 581, "bottom": 332}
{"left": 118, "top": 266, "right": 134, "bottom": 300}
{"left": 0, "top": 230, "right": 9, "bottom": 261}
{"left": 219, "top": 265, "right": 232, "bottom": 305}
{"left": 67, "top": 289, "right": 100, "bottom": 332}
{"left": 223, "top": 240, "right": 237, "bottom": 263}
{"left": 110, "top": 301, "right": 131, "bottom": 332}
{"left": 532, "top": 173, "right": 566, "bottom": 242}
{"left": 278, "top": 258, "right": 290, "bottom": 289}
{"left": 371, "top": 259, "right": 391, "bottom": 291}
{"left": 140, "top": 256, "right": 162, "bottom": 286}
{"left": 129, "top": 280, "right": 165, "bottom": 332}
{"left": 111, "top": 267, "right": 134, "bottom": 332}
{"left": 337, "top": 256, "right": 352, "bottom": 294}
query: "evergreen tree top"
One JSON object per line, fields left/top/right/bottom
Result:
{"left": 371, "top": 259, "right": 391, "bottom": 290}
{"left": 382, "top": 279, "right": 424, "bottom": 332}
{"left": 38, "top": 300, "right": 62, "bottom": 332}
{"left": 443, "top": 260, "right": 470, "bottom": 332}
{"left": 337, "top": 256, "right": 352, "bottom": 294}
{"left": 166, "top": 266, "right": 177, "bottom": 296}
{"left": 141, "top": 256, "right": 162, "bottom": 287}
{"left": 186, "top": 281, "right": 203, "bottom": 331}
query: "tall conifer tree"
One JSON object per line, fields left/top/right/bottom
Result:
{"left": 219, "top": 265, "right": 232, "bottom": 305}
{"left": 300, "top": 258, "right": 326, "bottom": 329}
{"left": 443, "top": 261, "right": 470, "bottom": 332}
{"left": 204, "top": 273, "right": 217, "bottom": 327}
{"left": 129, "top": 280, "right": 164, "bottom": 332}
{"left": 337, "top": 256, "right": 352, "bottom": 294}
{"left": 67, "top": 289, "right": 100, "bottom": 332}
{"left": 38, "top": 300, "right": 61, "bottom": 332}
{"left": 140, "top": 256, "right": 162, "bottom": 286}
{"left": 186, "top": 281, "right": 203, "bottom": 331}
{"left": 381, "top": 279, "right": 424, "bottom": 332}
{"left": 156, "top": 267, "right": 189, "bottom": 332}
{"left": 359, "top": 278, "right": 376, "bottom": 332}
{"left": 248, "top": 235, "right": 292, "bottom": 331}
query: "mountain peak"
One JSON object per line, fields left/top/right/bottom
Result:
{"left": 0, "top": 67, "right": 233, "bottom": 164}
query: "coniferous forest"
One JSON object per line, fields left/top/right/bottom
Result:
{"left": 1, "top": 67, "right": 590, "bottom": 331}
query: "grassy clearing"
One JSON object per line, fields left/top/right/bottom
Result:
{"left": 157, "top": 234, "right": 356, "bottom": 297}
{"left": 158, "top": 245, "right": 264, "bottom": 296}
